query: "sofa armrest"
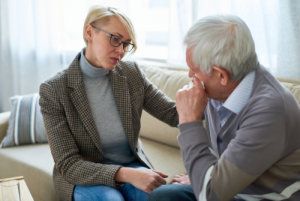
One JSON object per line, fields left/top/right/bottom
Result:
{"left": 0, "top": 112, "right": 10, "bottom": 142}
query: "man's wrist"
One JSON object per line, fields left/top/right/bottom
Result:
{"left": 179, "top": 115, "right": 203, "bottom": 124}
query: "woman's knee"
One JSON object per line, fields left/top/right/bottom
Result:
{"left": 118, "top": 182, "right": 149, "bottom": 201}
{"left": 74, "top": 185, "right": 125, "bottom": 201}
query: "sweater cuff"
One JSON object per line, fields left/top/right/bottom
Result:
{"left": 178, "top": 120, "right": 203, "bottom": 131}
{"left": 178, "top": 120, "right": 209, "bottom": 144}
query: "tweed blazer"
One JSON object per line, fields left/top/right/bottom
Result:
{"left": 39, "top": 52, "right": 178, "bottom": 201}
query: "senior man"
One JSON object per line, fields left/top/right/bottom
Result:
{"left": 150, "top": 15, "right": 300, "bottom": 201}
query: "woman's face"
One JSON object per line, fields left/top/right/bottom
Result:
{"left": 85, "top": 17, "right": 131, "bottom": 70}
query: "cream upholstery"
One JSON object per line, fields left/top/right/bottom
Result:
{"left": 0, "top": 63, "right": 299, "bottom": 201}
{"left": 278, "top": 78, "right": 300, "bottom": 104}
{"left": 0, "top": 144, "right": 55, "bottom": 201}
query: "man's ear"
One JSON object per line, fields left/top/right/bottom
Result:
{"left": 212, "top": 66, "right": 231, "bottom": 86}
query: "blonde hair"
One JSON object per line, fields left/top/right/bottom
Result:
{"left": 83, "top": 5, "right": 137, "bottom": 53}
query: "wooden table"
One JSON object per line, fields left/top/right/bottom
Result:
{"left": 0, "top": 176, "right": 34, "bottom": 201}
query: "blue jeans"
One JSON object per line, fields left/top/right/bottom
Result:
{"left": 148, "top": 184, "right": 245, "bottom": 201}
{"left": 148, "top": 184, "right": 197, "bottom": 201}
{"left": 73, "top": 163, "right": 149, "bottom": 201}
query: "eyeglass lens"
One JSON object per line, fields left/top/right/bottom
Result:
{"left": 110, "top": 35, "right": 133, "bottom": 52}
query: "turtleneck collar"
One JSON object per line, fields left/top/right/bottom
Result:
{"left": 80, "top": 48, "right": 109, "bottom": 78}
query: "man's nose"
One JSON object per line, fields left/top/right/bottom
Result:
{"left": 188, "top": 70, "right": 194, "bottom": 78}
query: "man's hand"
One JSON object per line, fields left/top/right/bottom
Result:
{"left": 176, "top": 76, "right": 208, "bottom": 124}
{"left": 115, "top": 167, "right": 168, "bottom": 194}
{"left": 171, "top": 174, "right": 191, "bottom": 185}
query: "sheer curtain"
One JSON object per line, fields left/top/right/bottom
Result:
{"left": 0, "top": 0, "right": 94, "bottom": 111}
{"left": 277, "top": 1, "right": 300, "bottom": 78}
{"left": 0, "top": 0, "right": 299, "bottom": 111}
{"left": 168, "top": 0, "right": 300, "bottom": 79}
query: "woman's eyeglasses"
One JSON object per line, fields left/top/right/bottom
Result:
{"left": 91, "top": 24, "right": 134, "bottom": 52}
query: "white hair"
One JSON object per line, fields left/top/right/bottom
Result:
{"left": 184, "top": 15, "right": 258, "bottom": 81}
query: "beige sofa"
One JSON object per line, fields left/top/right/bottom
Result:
{"left": 0, "top": 63, "right": 300, "bottom": 201}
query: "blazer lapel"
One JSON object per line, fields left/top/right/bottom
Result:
{"left": 67, "top": 56, "right": 103, "bottom": 152}
{"left": 110, "top": 67, "right": 136, "bottom": 149}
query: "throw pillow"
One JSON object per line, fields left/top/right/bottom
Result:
{"left": 0, "top": 93, "right": 47, "bottom": 148}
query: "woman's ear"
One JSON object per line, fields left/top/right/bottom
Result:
{"left": 85, "top": 24, "right": 93, "bottom": 43}
{"left": 212, "top": 66, "right": 231, "bottom": 86}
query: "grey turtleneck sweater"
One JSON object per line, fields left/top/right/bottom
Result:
{"left": 79, "top": 49, "right": 136, "bottom": 165}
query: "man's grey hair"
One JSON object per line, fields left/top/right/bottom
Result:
{"left": 184, "top": 15, "right": 258, "bottom": 81}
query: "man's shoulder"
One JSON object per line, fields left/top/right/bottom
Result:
{"left": 253, "top": 67, "right": 284, "bottom": 97}
{"left": 248, "top": 67, "right": 297, "bottom": 113}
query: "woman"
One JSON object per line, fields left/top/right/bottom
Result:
{"left": 39, "top": 5, "right": 178, "bottom": 201}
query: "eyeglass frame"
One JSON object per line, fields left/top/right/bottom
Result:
{"left": 91, "top": 24, "right": 135, "bottom": 52}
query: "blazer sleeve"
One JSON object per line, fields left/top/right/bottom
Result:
{"left": 39, "top": 81, "right": 121, "bottom": 187}
{"left": 134, "top": 63, "right": 179, "bottom": 127}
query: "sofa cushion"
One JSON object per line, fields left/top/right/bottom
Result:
{"left": 0, "top": 94, "right": 47, "bottom": 148}
{"left": 0, "top": 144, "right": 57, "bottom": 201}
{"left": 278, "top": 78, "right": 300, "bottom": 104}
{"left": 139, "top": 64, "right": 190, "bottom": 100}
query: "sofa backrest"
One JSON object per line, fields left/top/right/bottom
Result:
{"left": 278, "top": 78, "right": 300, "bottom": 103}
{"left": 139, "top": 63, "right": 300, "bottom": 148}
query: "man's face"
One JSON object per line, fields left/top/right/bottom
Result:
{"left": 185, "top": 47, "right": 222, "bottom": 100}
{"left": 186, "top": 48, "right": 207, "bottom": 81}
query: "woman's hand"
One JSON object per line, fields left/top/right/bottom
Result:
{"left": 176, "top": 77, "right": 208, "bottom": 124}
{"left": 115, "top": 167, "right": 168, "bottom": 193}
